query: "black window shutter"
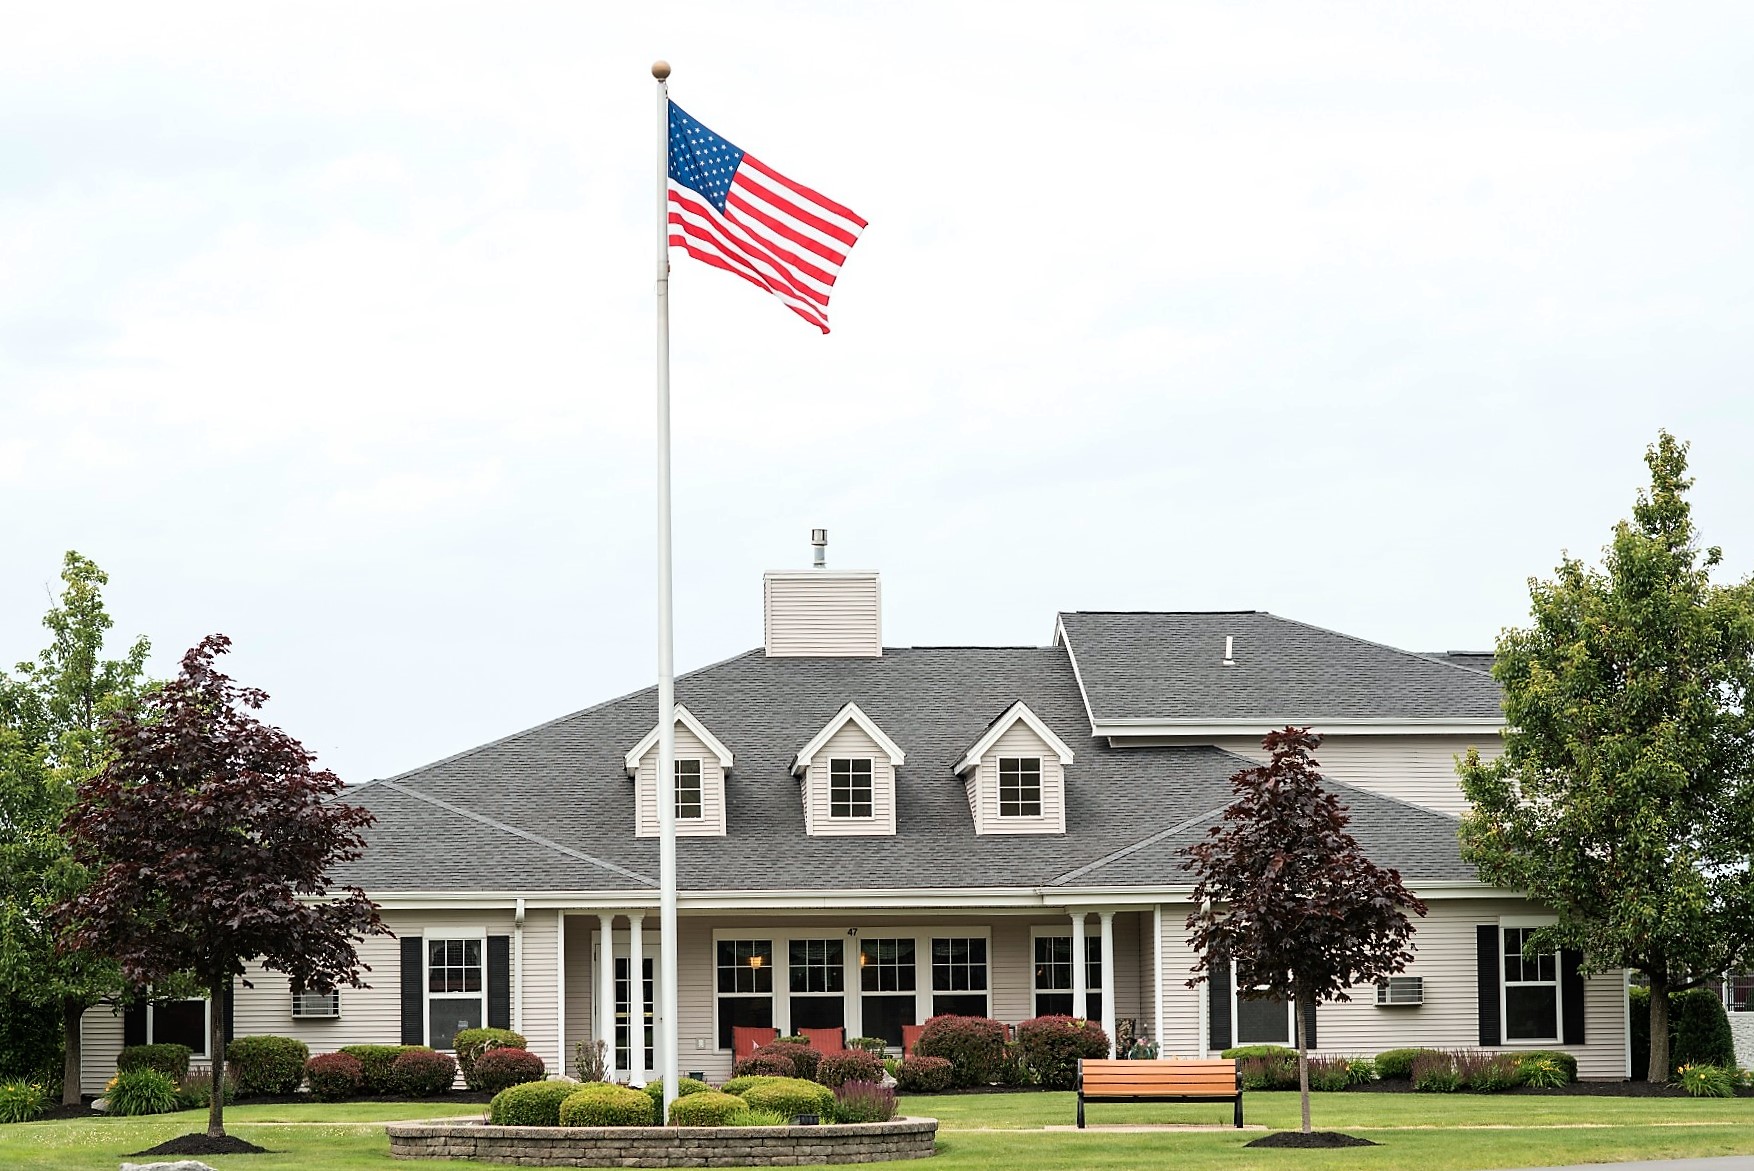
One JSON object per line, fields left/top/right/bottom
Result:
{"left": 1560, "top": 949, "right": 1586, "bottom": 1045}
{"left": 123, "top": 1002, "right": 147, "bottom": 1048}
{"left": 1476, "top": 925, "right": 1502, "bottom": 1047}
{"left": 1209, "top": 960, "right": 1232, "bottom": 1052}
{"left": 487, "top": 936, "right": 512, "bottom": 1031}
{"left": 400, "top": 937, "right": 425, "bottom": 1046}
{"left": 1301, "top": 998, "right": 1318, "bottom": 1051}
{"left": 223, "top": 977, "right": 236, "bottom": 1044}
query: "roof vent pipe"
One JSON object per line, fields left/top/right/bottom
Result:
{"left": 1223, "top": 635, "right": 1235, "bottom": 667}
{"left": 810, "top": 528, "right": 827, "bottom": 569}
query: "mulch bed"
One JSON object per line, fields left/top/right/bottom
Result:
{"left": 217, "top": 1091, "right": 495, "bottom": 1106}
{"left": 129, "top": 1133, "right": 270, "bottom": 1157}
{"left": 1247, "top": 1131, "right": 1379, "bottom": 1148}
{"left": 38, "top": 1102, "right": 101, "bottom": 1121}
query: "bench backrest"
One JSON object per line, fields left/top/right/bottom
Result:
{"left": 1079, "top": 1058, "right": 1238, "bottom": 1095}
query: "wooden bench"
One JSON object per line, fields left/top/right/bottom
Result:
{"left": 1076, "top": 1058, "right": 1242, "bottom": 1128}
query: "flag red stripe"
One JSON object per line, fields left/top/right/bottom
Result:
{"left": 733, "top": 172, "right": 860, "bottom": 247}
{"left": 741, "top": 155, "right": 867, "bottom": 228}
{"left": 668, "top": 193, "right": 831, "bottom": 307}
{"left": 724, "top": 190, "right": 847, "bottom": 271}
{"left": 674, "top": 242, "right": 830, "bottom": 332}
{"left": 667, "top": 203, "right": 832, "bottom": 320}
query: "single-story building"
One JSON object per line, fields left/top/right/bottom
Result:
{"left": 79, "top": 549, "right": 1633, "bottom": 1091}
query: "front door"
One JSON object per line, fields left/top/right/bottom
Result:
{"left": 615, "top": 956, "right": 654, "bottom": 1075}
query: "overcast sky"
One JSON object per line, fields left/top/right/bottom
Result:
{"left": 4, "top": 2, "right": 1751, "bottom": 783}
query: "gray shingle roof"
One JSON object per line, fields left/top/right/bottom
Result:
{"left": 1057, "top": 611, "right": 1505, "bottom": 724}
{"left": 336, "top": 642, "right": 1471, "bottom": 895}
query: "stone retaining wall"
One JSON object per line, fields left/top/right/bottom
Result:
{"left": 385, "top": 1118, "right": 937, "bottom": 1167}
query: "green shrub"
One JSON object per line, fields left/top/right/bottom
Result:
{"left": 116, "top": 1043, "right": 191, "bottom": 1080}
{"left": 1410, "top": 1051, "right": 1461, "bottom": 1092}
{"left": 225, "top": 1035, "right": 309, "bottom": 1097}
{"left": 1675, "top": 1063, "right": 1737, "bottom": 1098}
{"left": 339, "top": 1045, "right": 425, "bottom": 1095}
{"left": 472, "top": 1048, "right": 545, "bottom": 1094}
{"left": 1016, "top": 1015, "right": 1110, "bottom": 1090}
{"left": 913, "top": 1015, "right": 1009, "bottom": 1088}
{"left": 721, "top": 1074, "right": 789, "bottom": 1097}
{"left": 668, "top": 1090, "right": 749, "bottom": 1126}
{"left": 1343, "top": 1057, "right": 1377, "bottom": 1085}
{"left": 739, "top": 1076, "right": 836, "bottom": 1120}
{"left": 489, "top": 1079, "right": 581, "bottom": 1126}
{"left": 817, "top": 1049, "right": 884, "bottom": 1088}
{"left": 1514, "top": 1050, "right": 1577, "bottom": 1084}
{"left": 1459, "top": 1051, "right": 1522, "bottom": 1093}
{"left": 642, "top": 1075, "right": 711, "bottom": 1113}
{"left": 390, "top": 1048, "right": 457, "bottom": 1097}
{"left": 558, "top": 1082, "right": 656, "bottom": 1127}
{"left": 1630, "top": 986, "right": 1736, "bottom": 1078}
{"left": 724, "top": 1107, "right": 791, "bottom": 1127}
{"left": 1221, "top": 1044, "right": 1297, "bottom": 1062}
{"left": 847, "top": 1036, "right": 889, "bottom": 1054}
{"left": 1374, "top": 1047, "right": 1435, "bottom": 1081}
{"left": 106, "top": 1067, "right": 180, "bottom": 1116}
{"left": 998, "top": 1040, "right": 1031, "bottom": 1086}
{"left": 759, "top": 1039, "right": 820, "bottom": 1081}
{"left": 831, "top": 1080, "right": 897, "bottom": 1123}
{"left": 731, "top": 1052, "right": 795, "bottom": 1078}
{"left": 454, "top": 1028, "right": 526, "bottom": 1089}
{"left": 0, "top": 1080, "right": 46, "bottom": 1125}
{"left": 1518, "top": 1056, "right": 1568, "bottom": 1089}
{"left": 895, "top": 1055, "right": 953, "bottom": 1093}
{"left": 304, "top": 1053, "right": 364, "bottom": 1102}
{"left": 175, "top": 1071, "right": 236, "bottom": 1110}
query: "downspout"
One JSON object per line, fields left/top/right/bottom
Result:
{"left": 513, "top": 898, "right": 526, "bottom": 1035}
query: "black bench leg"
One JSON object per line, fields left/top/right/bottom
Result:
{"left": 1234, "top": 1095, "right": 1243, "bottom": 1129}
{"left": 1077, "top": 1094, "right": 1085, "bottom": 1129}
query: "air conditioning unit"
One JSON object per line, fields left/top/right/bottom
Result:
{"left": 291, "top": 990, "right": 340, "bottom": 1019}
{"left": 1376, "top": 977, "right": 1423, "bottom": 1006}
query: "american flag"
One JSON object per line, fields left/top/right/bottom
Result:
{"left": 666, "top": 102, "right": 866, "bottom": 334}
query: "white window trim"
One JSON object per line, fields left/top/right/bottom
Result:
{"left": 1229, "top": 960, "right": 1296, "bottom": 1048}
{"left": 710, "top": 925, "right": 991, "bottom": 1051}
{"left": 828, "top": 758, "right": 876, "bottom": 820}
{"left": 674, "top": 758, "right": 705, "bottom": 822}
{"left": 790, "top": 703, "right": 906, "bottom": 775}
{"left": 954, "top": 700, "right": 1075, "bottom": 775}
{"left": 423, "top": 929, "right": 488, "bottom": 1051}
{"left": 998, "top": 757, "right": 1045, "bottom": 820}
{"left": 1028, "top": 926, "right": 1100, "bottom": 1017}
{"left": 1499, "top": 916, "right": 1562, "bottom": 1046}
{"left": 623, "top": 705, "right": 734, "bottom": 775}
{"left": 147, "top": 997, "right": 212, "bottom": 1059}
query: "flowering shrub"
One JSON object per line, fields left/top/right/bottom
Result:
{"left": 471, "top": 1047, "right": 546, "bottom": 1094}
{"left": 0, "top": 1080, "right": 46, "bottom": 1125}
{"left": 454, "top": 1028, "right": 526, "bottom": 1089}
{"left": 894, "top": 1055, "right": 953, "bottom": 1093}
{"left": 1518, "top": 1056, "right": 1567, "bottom": 1089}
{"left": 731, "top": 1052, "right": 794, "bottom": 1078}
{"left": 817, "top": 1049, "right": 883, "bottom": 1088}
{"left": 832, "top": 1080, "right": 898, "bottom": 1123}
{"left": 1513, "top": 1050, "right": 1577, "bottom": 1084}
{"left": 759, "top": 1039, "right": 820, "bottom": 1081}
{"left": 913, "top": 1015, "right": 1009, "bottom": 1087}
{"left": 1675, "top": 1063, "right": 1737, "bottom": 1098}
{"left": 1015, "top": 1015, "right": 1110, "bottom": 1090}
{"left": 106, "top": 1068, "right": 180, "bottom": 1116}
{"left": 305, "top": 1053, "right": 365, "bottom": 1101}
{"left": 390, "top": 1048, "right": 458, "bottom": 1097}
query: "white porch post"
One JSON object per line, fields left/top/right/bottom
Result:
{"left": 598, "top": 914, "right": 618, "bottom": 1081}
{"left": 1151, "top": 904, "right": 1164, "bottom": 1055}
{"left": 1098, "top": 910, "right": 1118, "bottom": 1058}
{"left": 556, "top": 911, "right": 567, "bottom": 1077}
{"left": 1070, "top": 911, "right": 1088, "bottom": 1021}
{"left": 628, "top": 913, "right": 647, "bottom": 1086}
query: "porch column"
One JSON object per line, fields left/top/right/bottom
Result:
{"left": 1098, "top": 910, "right": 1117, "bottom": 1057}
{"left": 627, "top": 912, "right": 646, "bottom": 1086}
{"left": 1070, "top": 911, "right": 1088, "bottom": 1021}
{"left": 598, "top": 914, "right": 618, "bottom": 1081}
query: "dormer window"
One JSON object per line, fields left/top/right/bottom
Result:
{"left": 625, "top": 705, "right": 732, "bottom": 838}
{"left": 675, "top": 759, "right": 704, "bottom": 820}
{"left": 830, "top": 759, "right": 874, "bottom": 819}
{"left": 998, "top": 757, "right": 1043, "bottom": 817}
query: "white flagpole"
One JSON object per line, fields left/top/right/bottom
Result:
{"left": 651, "top": 58, "right": 680, "bottom": 1118}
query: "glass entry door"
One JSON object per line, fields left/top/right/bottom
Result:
{"left": 615, "top": 956, "right": 655, "bottom": 1075}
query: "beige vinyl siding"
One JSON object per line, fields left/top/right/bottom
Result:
{"left": 762, "top": 572, "right": 881, "bottom": 657}
{"left": 79, "top": 1004, "right": 126, "bottom": 1095}
{"left": 968, "top": 723, "right": 1066, "bottom": 834}
{"left": 802, "top": 722, "right": 897, "bottom": 836}
{"left": 1212, "top": 733, "right": 1502, "bottom": 818}
{"left": 633, "top": 724, "right": 727, "bottom": 838}
{"left": 561, "top": 914, "right": 598, "bottom": 1079}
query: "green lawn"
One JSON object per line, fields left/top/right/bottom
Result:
{"left": 1, "top": 1092, "right": 1751, "bottom": 1171}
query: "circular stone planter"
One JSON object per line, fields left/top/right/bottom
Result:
{"left": 385, "top": 1117, "right": 938, "bottom": 1166}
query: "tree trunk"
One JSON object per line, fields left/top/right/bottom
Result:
{"left": 1647, "top": 969, "right": 1672, "bottom": 1084}
{"left": 208, "top": 976, "right": 227, "bottom": 1137}
{"left": 1295, "top": 988, "right": 1311, "bottom": 1134}
{"left": 61, "top": 997, "right": 83, "bottom": 1107}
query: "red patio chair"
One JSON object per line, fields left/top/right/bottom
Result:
{"left": 798, "top": 1026, "right": 845, "bottom": 1055}
{"left": 901, "top": 1024, "right": 925, "bottom": 1057}
{"left": 732, "top": 1026, "right": 779, "bottom": 1061}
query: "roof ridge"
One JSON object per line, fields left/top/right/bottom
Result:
{"left": 1261, "top": 611, "right": 1503, "bottom": 685}
{"left": 1046, "top": 804, "right": 1229, "bottom": 887}
{"left": 1059, "top": 610, "right": 1264, "bottom": 617}
{"left": 377, "top": 781, "right": 656, "bottom": 886}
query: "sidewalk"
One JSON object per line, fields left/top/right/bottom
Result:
{"left": 1506, "top": 1159, "right": 1754, "bottom": 1171}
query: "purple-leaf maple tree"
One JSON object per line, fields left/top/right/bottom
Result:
{"left": 56, "top": 634, "right": 385, "bottom": 1137}
{"left": 1185, "top": 727, "right": 1426, "bottom": 1135}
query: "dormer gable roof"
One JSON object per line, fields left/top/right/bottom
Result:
{"left": 790, "top": 702, "right": 905, "bottom": 777}
{"left": 954, "top": 700, "right": 1076, "bottom": 776}
{"left": 623, "top": 704, "right": 734, "bottom": 776}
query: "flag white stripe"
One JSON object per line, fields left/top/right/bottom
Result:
{"left": 728, "top": 177, "right": 858, "bottom": 262}
{"left": 668, "top": 189, "right": 831, "bottom": 327}
{"left": 667, "top": 190, "right": 832, "bottom": 310}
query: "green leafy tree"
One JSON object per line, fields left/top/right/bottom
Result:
{"left": 1186, "top": 728, "right": 1427, "bottom": 1134}
{"left": 0, "top": 552, "right": 151, "bottom": 1104}
{"left": 1459, "top": 431, "right": 1754, "bottom": 1082}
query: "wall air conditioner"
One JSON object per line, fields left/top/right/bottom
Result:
{"left": 291, "top": 990, "right": 340, "bottom": 1019}
{"left": 1376, "top": 977, "right": 1423, "bottom": 1006}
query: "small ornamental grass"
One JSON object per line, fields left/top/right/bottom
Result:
{"left": 1305, "top": 1056, "right": 1354, "bottom": 1092}
{"left": 894, "top": 1055, "right": 953, "bottom": 1093}
{"left": 472, "top": 1047, "right": 546, "bottom": 1094}
{"left": 489, "top": 1080, "right": 580, "bottom": 1127}
{"left": 0, "top": 1081, "right": 46, "bottom": 1125}
{"left": 175, "top": 1071, "right": 236, "bottom": 1110}
{"left": 454, "top": 1027, "right": 526, "bottom": 1089}
{"left": 106, "top": 1067, "right": 180, "bottom": 1116}
{"left": 1237, "top": 1055, "right": 1298, "bottom": 1091}
{"left": 736, "top": 1076, "right": 836, "bottom": 1120}
{"left": 1015, "top": 1015, "right": 1110, "bottom": 1090}
{"left": 225, "top": 1034, "right": 310, "bottom": 1097}
{"left": 557, "top": 1082, "right": 656, "bottom": 1127}
{"left": 731, "top": 1052, "right": 795, "bottom": 1078}
{"left": 1410, "top": 1051, "right": 1463, "bottom": 1093}
{"left": 1408, "top": 1049, "right": 1523, "bottom": 1093}
{"left": 668, "top": 1090, "right": 749, "bottom": 1126}
{"left": 1674, "top": 1063, "right": 1737, "bottom": 1099}
{"left": 817, "top": 1049, "right": 884, "bottom": 1088}
{"left": 305, "top": 1053, "right": 365, "bottom": 1102}
{"left": 390, "top": 1048, "right": 458, "bottom": 1097}
{"left": 116, "top": 1043, "right": 192, "bottom": 1080}
{"left": 832, "top": 1080, "right": 897, "bottom": 1123}
{"left": 1518, "top": 1056, "right": 1568, "bottom": 1089}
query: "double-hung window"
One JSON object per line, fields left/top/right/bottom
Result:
{"left": 674, "top": 759, "right": 703, "bottom": 821}
{"left": 998, "top": 758, "right": 1042, "bottom": 817}
{"left": 715, "top": 939, "right": 773, "bottom": 1050}
{"left": 1031, "top": 935, "right": 1102, "bottom": 1019}
{"left": 1502, "top": 926, "right": 1560, "bottom": 1042}
{"left": 859, "top": 938, "right": 917, "bottom": 1046}
{"left": 931, "top": 937, "right": 988, "bottom": 1017}
{"left": 829, "top": 758, "right": 873, "bottom": 819}
{"left": 149, "top": 999, "right": 211, "bottom": 1057}
{"left": 788, "top": 938, "right": 846, "bottom": 1031}
{"left": 427, "top": 937, "right": 484, "bottom": 1050}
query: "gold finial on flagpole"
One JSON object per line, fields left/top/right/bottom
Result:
{"left": 652, "top": 60, "right": 671, "bottom": 80}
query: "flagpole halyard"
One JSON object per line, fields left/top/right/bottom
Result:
{"left": 652, "top": 57, "right": 680, "bottom": 1118}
